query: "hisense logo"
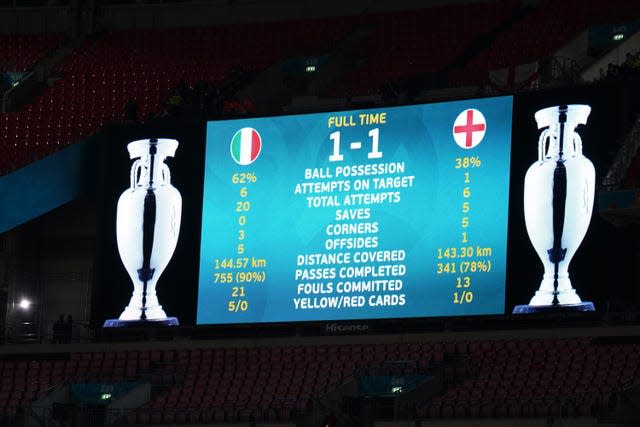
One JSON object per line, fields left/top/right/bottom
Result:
{"left": 325, "top": 323, "right": 369, "bottom": 333}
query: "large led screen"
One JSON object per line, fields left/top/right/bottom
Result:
{"left": 93, "top": 82, "right": 640, "bottom": 329}
{"left": 197, "top": 96, "right": 513, "bottom": 324}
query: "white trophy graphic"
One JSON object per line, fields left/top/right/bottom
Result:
{"left": 514, "top": 105, "right": 595, "bottom": 313}
{"left": 104, "top": 138, "right": 182, "bottom": 327}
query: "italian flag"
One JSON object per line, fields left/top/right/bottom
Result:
{"left": 230, "top": 127, "right": 262, "bottom": 165}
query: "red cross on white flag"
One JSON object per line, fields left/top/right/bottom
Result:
{"left": 453, "top": 109, "right": 486, "bottom": 149}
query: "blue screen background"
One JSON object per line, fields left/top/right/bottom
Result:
{"left": 197, "top": 96, "right": 513, "bottom": 324}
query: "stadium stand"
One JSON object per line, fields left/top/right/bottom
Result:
{"left": 330, "top": 0, "right": 519, "bottom": 97}
{"left": 0, "top": 18, "right": 353, "bottom": 175}
{"left": 1, "top": 1, "right": 640, "bottom": 426}
{"left": 419, "top": 338, "right": 638, "bottom": 419}
{"left": 0, "top": 33, "right": 63, "bottom": 72}
{"left": 2, "top": 0, "right": 639, "bottom": 175}
{"left": 0, "top": 336, "right": 637, "bottom": 424}
{"left": 452, "top": 0, "right": 640, "bottom": 86}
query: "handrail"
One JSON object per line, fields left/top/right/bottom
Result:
{"left": 0, "top": 70, "right": 34, "bottom": 113}
{"left": 1, "top": 90, "right": 7, "bottom": 113}
{"left": 600, "top": 114, "right": 640, "bottom": 191}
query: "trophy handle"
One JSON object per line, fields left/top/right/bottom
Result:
{"left": 130, "top": 158, "right": 171, "bottom": 189}
{"left": 572, "top": 133, "right": 583, "bottom": 155}
{"left": 160, "top": 164, "right": 171, "bottom": 186}
{"left": 130, "top": 159, "right": 144, "bottom": 189}
{"left": 537, "top": 129, "right": 549, "bottom": 161}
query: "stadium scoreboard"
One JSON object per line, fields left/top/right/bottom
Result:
{"left": 197, "top": 96, "right": 513, "bottom": 324}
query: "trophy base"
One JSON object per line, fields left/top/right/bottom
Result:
{"left": 512, "top": 302, "right": 595, "bottom": 314}
{"left": 103, "top": 317, "right": 179, "bottom": 328}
